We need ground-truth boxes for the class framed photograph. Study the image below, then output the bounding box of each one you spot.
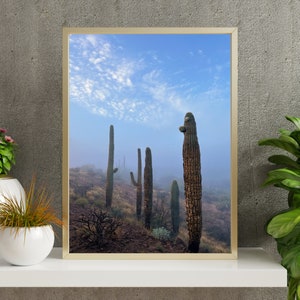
[62,27,238,259]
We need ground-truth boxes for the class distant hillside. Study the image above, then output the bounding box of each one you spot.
[69,165,231,254]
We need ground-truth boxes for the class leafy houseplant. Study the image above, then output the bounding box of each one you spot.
[0,127,25,204]
[0,128,16,175]
[0,177,62,265]
[259,116,300,300]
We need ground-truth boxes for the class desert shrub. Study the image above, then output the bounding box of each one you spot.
[74,208,122,248]
[111,207,124,219]
[94,200,105,209]
[86,187,104,202]
[151,191,171,229]
[75,197,89,208]
[152,227,171,241]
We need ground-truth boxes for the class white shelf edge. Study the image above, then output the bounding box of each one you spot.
[0,247,287,288]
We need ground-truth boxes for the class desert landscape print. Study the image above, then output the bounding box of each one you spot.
[67,31,232,254]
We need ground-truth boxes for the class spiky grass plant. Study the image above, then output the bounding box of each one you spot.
[0,177,62,232]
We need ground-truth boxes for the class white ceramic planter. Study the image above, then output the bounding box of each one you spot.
[0,225,54,266]
[0,177,25,205]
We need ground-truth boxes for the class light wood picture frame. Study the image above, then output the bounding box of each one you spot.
[62,27,238,259]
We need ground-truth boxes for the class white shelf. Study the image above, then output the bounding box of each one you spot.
[0,248,286,288]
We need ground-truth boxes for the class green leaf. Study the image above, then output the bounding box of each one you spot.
[258,138,300,157]
[286,116,300,130]
[268,155,300,169]
[274,182,294,193]
[267,208,300,238]
[280,134,299,148]
[276,223,300,255]
[282,245,300,278]
[289,191,300,208]
[0,148,11,157]
[279,128,291,136]
[288,277,298,300]
[291,131,300,145]
[263,168,300,187]
[3,160,11,171]
[282,179,300,189]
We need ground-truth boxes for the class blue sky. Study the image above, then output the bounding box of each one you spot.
[69,33,231,187]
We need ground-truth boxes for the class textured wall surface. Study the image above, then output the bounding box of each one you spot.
[1,0,300,299]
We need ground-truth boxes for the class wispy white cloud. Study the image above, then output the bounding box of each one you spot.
[142,69,188,114]
[69,34,229,129]
[189,48,204,57]
[86,35,97,47]
[83,79,94,95]
[107,61,134,88]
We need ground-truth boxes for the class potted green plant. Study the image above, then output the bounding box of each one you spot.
[0,128,25,204]
[259,116,300,300]
[0,128,16,175]
[0,177,62,265]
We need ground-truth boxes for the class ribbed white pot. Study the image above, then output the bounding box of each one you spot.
[0,225,54,266]
[0,177,25,205]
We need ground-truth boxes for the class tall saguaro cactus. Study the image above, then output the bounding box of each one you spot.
[130,148,143,220]
[105,125,118,209]
[144,147,153,230]
[170,180,180,236]
[179,112,202,253]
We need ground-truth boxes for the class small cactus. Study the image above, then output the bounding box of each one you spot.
[170,180,180,236]
[179,112,202,253]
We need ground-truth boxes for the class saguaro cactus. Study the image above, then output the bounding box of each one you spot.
[144,147,153,230]
[170,180,180,236]
[130,148,143,220]
[179,112,202,253]
[105,125,118,209]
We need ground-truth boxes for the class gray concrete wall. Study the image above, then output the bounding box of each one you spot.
[1,0,299,299]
